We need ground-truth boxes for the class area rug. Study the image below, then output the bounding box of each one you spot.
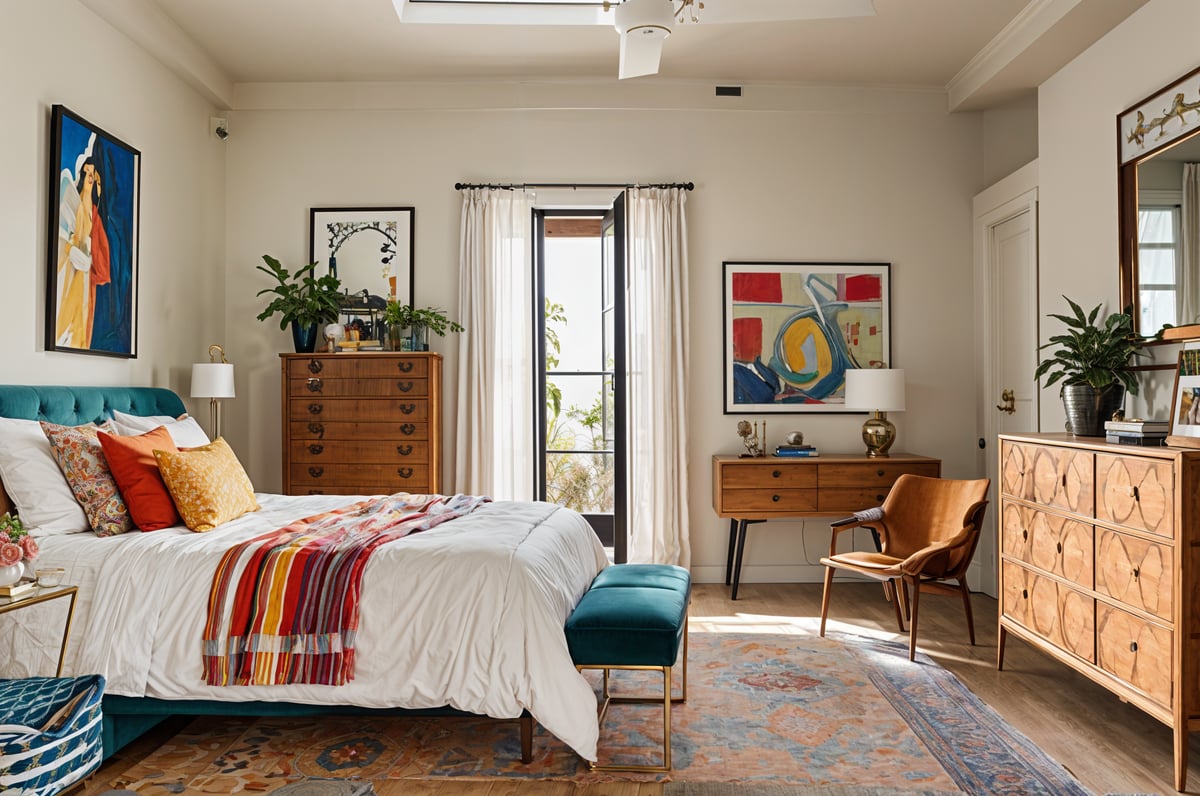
[92,631,1088,795]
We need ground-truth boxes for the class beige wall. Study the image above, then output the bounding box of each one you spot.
[224,85,987,584]
[1037,0,1200,428]
[0,0,226,408]
[982,94,1038,187]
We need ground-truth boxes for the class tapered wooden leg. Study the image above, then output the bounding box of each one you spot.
[819,565,835,637]
[907,576,920,661]
[897,575,910,620]
[520,713,533,763]
[1174,725,1187,792]
[884,579,905,633]
[958,578,976,646]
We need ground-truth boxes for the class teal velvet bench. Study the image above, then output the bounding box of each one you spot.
[564,563,691,772]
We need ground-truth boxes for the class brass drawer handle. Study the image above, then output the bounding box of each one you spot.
[398,467,414,479]
[398,360,414,373]
[772,470,782,478]
[1130,641,1138,653]
[307,359,323,374]
[1128,485,1140,501]
[772,494,781,502]
[397,381,414,393]
[400,423,416,436]
[308,403,324,416]
[307,378,323,393]
[397,444,413,455]
[1132,566,1140,580]
[308,444,324,455]
[307,422,325,438]
[308,466,324,478]
[400,403,416,415]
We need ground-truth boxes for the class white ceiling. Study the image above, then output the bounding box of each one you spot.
[81,0,1149,110]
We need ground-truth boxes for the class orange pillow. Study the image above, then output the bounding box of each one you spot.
[98,426,181,531]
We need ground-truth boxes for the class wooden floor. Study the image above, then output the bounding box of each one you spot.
[89,582,1193,795]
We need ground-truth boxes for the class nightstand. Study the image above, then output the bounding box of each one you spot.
[0,584,79,676]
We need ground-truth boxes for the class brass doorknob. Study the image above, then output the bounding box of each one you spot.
[996,389,1016,415]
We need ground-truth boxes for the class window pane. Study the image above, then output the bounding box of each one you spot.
[545,374,607,450]
[1139,248,1177,284]
[545,452,613,514]
[545,237,604,372]
[1140,289,1176,332]
[1139,208,1176,244]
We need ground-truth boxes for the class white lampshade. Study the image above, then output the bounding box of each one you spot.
[844,368,905,412]
[190,363,235,399]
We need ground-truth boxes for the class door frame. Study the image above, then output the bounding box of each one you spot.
[973,160,1039,597]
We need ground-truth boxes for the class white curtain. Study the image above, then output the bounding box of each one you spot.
[455,188,536,500]
[625,187,691,566]
[1181,164,1200,325]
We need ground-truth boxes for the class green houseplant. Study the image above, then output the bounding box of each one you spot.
[1034,296,1143,436]
[255,254,343,353]
[382,302,464,351]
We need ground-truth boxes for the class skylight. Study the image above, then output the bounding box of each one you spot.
[393,0,610,25]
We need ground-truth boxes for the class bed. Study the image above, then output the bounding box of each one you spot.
[0,385,609,762]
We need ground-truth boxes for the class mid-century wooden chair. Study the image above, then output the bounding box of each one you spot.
[818,474,990,660]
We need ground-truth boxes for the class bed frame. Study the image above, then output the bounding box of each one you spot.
[0,385,534,764]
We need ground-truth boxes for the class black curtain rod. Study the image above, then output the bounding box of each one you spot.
[454,181,694,191]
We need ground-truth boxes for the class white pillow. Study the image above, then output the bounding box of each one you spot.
[0,417,88,535]
[111,411,211,448]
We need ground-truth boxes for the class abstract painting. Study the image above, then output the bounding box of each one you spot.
[723,261,890,413]
[45,105,140,357]
[309,207,414,307]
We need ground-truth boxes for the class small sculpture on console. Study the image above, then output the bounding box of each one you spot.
[737,420,766,458]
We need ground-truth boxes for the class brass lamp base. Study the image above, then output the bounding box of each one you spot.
[861,410,896,458]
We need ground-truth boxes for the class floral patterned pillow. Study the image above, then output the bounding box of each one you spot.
[41,420,133,537]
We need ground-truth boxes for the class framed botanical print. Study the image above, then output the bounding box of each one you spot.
[1167,349,1200,448]
[723,261,891,413]
[45,105,140,357]
[309,207,415,307]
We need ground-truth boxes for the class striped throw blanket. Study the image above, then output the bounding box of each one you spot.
[202,492,491,686]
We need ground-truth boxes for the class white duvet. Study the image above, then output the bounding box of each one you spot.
[0,494,609,760]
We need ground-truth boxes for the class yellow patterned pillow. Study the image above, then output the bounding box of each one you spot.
[154,438,259,532]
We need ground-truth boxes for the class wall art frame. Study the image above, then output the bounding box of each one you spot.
[1167,349,1200,448]
[45,105,140,358]
[1118,62,1200,166]
[309,207,414,308]
[723,261,890,414]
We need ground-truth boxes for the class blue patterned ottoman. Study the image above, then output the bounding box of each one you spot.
[0,675,105,795]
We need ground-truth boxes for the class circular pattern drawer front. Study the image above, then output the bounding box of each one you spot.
[1001,502,1093,588]
[1002,561,1095,664]
[1096,453,1175,539]
[1095,529,1173,621]
[1096,602,1172,709]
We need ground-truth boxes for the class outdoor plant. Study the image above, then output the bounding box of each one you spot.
[1034,296,1143,395]
[255,254,343,330]
[0,513,38,567]
[382,302,465,336]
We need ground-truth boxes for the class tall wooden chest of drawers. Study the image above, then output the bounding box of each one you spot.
[280,352,442,496]
[997,432,1200,791]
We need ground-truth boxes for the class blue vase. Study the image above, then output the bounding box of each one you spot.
[291,322,319,353]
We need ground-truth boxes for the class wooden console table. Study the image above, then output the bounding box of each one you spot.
[711,453,941,599]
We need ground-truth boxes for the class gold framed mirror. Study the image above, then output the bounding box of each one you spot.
[1118,63,1200,341]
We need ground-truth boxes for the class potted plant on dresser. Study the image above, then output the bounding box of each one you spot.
[255,254,343,353]
[382,301,464,352]
[1034,295,1143,436]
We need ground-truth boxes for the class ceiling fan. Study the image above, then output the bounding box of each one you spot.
[392,0,876,80]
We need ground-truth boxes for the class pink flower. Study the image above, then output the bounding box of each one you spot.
[19,536,38,561]
[0,542,21,567]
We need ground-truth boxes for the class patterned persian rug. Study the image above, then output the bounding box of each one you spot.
[89,632,1088,795]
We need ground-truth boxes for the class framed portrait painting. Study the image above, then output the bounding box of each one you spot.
[1167,349,1200,448]
[309,207,414,307]
[723,261,891,413]
[45,105,140,357]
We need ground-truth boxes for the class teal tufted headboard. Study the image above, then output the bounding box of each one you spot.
[0,385,186,426]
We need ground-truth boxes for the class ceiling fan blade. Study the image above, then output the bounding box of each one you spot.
[693,0,875,24]
[618,30,666,79]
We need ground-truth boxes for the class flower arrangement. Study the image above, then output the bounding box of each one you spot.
[0,513,38,568]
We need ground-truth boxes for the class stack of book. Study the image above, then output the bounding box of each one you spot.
[0,579,37,600]
[1104,418,1168,446]
[774,444,819,458]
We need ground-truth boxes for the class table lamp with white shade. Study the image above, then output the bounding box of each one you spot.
[191,344,235,439]
[844,367,906,458]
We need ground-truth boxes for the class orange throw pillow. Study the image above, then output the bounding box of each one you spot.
[98,426,181,531]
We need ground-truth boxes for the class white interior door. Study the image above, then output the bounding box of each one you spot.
[973,164,1038,597]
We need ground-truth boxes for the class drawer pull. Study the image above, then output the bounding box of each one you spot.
[876,469,884,477]
[1130,641,1138,653]
[875,494,885,501]
[307,378,323,393]
[1128,485,1140,501]
[308,444,324,455]
[397,444,413,455]
[1022,528,1028,542]
[307,359,323,374]
[307,422,325,438]
[307,489,325,495]
[772,494,781,502]
[1022,589,1028,599]
[1056,542,1062,554]
[398,467,414,479]
[1061,474,1067,488]
[400,423,416,436]
[397,381,414,393]
[772,470,782,478]
[308,467,324,478]
[1132,566,1140,580]
[398,360,414,373]
[400,403,416,415]
[308,403,324,416]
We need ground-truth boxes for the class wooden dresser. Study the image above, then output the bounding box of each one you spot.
[711,453,941,599]
[280,352,442,496]
[997,432,1200,791]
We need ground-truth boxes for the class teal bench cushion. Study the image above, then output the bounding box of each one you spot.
[565,566,689,668]
[590,563,691,597]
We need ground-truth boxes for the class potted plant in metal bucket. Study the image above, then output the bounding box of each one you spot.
[255,255,343,353]
[382,302,464,351]
[1034,296,1143,436]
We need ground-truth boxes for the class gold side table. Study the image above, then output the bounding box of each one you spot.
[0,584,79,676]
